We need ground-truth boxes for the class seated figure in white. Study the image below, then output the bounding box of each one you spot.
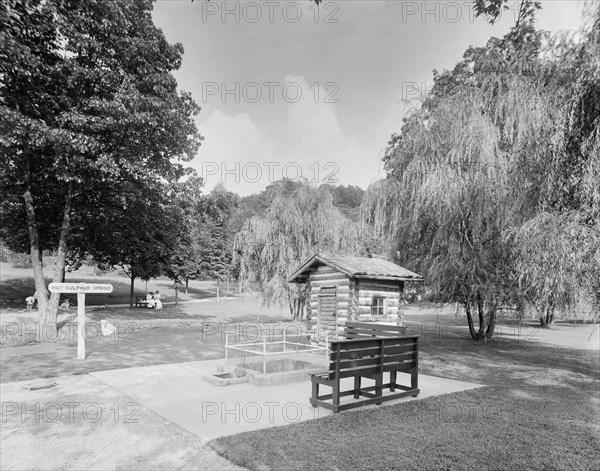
[146,292,156,309]
[153,290,162,311]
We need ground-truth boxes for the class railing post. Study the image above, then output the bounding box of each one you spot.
[263,337,267,374]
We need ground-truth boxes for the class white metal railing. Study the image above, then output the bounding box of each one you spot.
[224,331,328,372]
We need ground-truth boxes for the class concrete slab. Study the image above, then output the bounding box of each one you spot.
[90,359,485,440]
[0,373,243,471]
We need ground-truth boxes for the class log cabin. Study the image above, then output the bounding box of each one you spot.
[288,253,424,343]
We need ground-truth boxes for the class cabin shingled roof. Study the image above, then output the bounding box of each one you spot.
[287,253,424,283]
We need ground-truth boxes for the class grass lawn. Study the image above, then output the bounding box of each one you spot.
[0,262,224,308]
[0,294,292,382]
[209,325,600,471]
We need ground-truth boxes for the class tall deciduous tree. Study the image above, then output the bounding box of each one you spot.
[0,0,200,331]
[165,180,238,294]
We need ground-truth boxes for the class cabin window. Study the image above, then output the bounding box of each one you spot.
[372,296,386,316]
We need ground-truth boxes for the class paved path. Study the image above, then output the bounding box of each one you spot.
[0,373,244,470]
[90,358,485,440]
[1,357,484,469]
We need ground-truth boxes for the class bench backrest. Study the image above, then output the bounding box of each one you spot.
[327,335,419,381]
[344,321,407,339]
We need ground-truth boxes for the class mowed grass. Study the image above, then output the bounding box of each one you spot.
[209,329,600,471]
[0,262,220,307]
[0,295,291,382]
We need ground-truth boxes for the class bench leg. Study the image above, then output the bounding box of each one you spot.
[332,379,340,407]
[311,378,319,407]
[375,374,383,405]
[390,371,397,392]
[353,376,361,399]
[411,366,419,397]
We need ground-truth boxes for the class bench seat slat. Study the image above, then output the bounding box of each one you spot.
[333,342,417,360]
[345,329,407,338]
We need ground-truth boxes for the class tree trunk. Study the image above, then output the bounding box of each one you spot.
[464,301,478,340]
[175,285,178,305]
[46,182,74,333]
[485,305,497,339]
[23,153,49,337]
[539,303,555,327]
[546,303,555,326]
[129,266,135,309]
[476,292,486,340]
[185,278,189,295]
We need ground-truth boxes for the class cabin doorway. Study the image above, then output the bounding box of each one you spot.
[318,286,337,343]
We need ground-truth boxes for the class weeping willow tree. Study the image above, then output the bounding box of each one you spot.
[509,3,600,325]
[361,4,581,339]
[233,180,359,319]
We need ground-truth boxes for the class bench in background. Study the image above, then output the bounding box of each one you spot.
[134,296,148,308]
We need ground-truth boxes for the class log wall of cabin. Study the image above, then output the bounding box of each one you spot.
[307,264,350,341]
[356,280,404,320]
[306,267,407,342]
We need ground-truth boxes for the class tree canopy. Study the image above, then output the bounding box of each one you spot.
[0,0,200,328]
[361,1,600,338]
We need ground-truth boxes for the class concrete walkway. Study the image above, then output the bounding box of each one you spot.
[90,358,485,440]
[0,373,244,471]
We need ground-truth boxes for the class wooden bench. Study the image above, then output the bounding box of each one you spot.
[134,296,148,308]
[310,334,419,413]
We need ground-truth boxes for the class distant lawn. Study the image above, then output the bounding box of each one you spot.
[210,332,600,471]
[0,261,221,307]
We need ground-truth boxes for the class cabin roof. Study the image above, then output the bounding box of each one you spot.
[287,253,424,283]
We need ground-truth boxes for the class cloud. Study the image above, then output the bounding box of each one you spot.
[192,109,277,194]
[282,75,364,186]
[190,75,373,195]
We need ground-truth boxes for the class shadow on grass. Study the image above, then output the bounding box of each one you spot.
[0,276,215,308]
[0,325,225,383]
[84,304,214,321]
[0,276,42,306]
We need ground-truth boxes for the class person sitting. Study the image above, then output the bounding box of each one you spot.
[146,292,156,309]
[25,295,35,311]
[153,290,162,311]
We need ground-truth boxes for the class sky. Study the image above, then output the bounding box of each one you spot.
[152,0,586,196]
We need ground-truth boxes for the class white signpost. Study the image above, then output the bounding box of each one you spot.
[48,282,113,360]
